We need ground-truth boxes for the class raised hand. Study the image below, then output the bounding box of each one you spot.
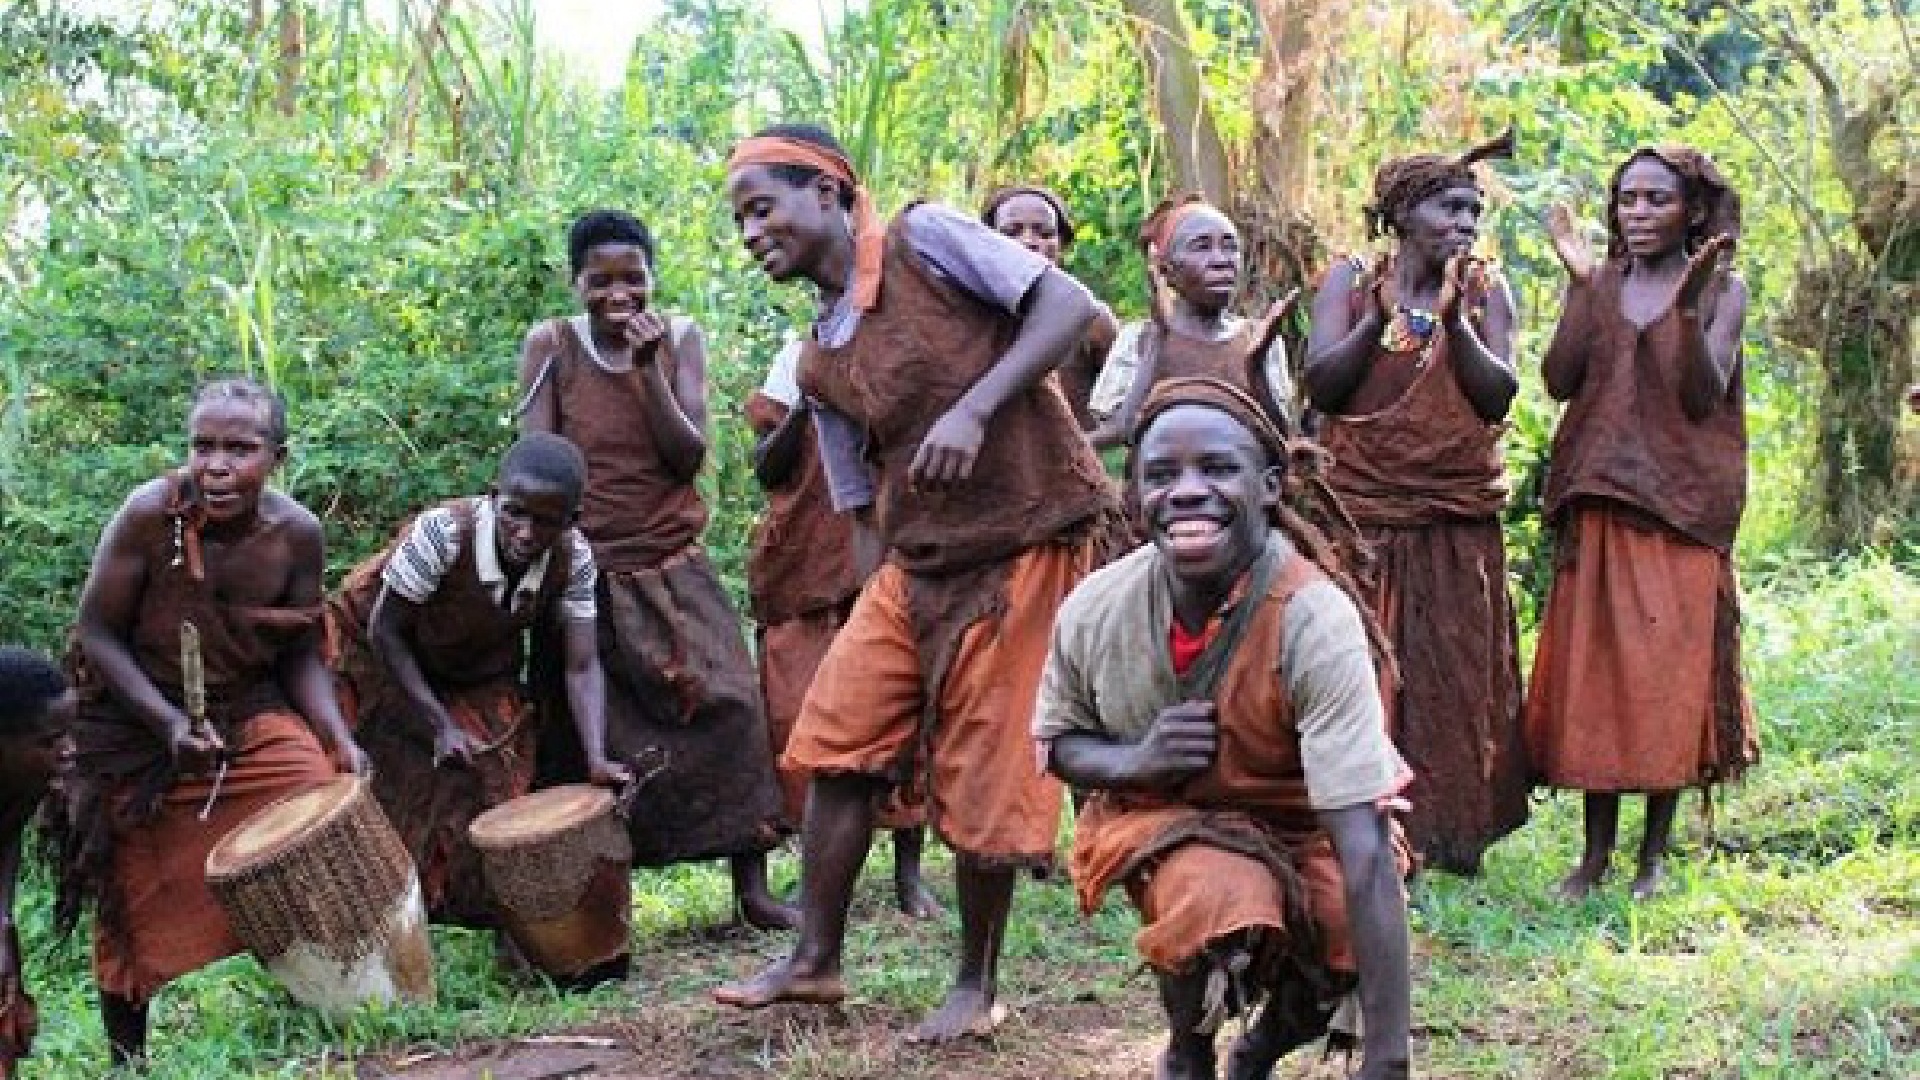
[619,310,670,362]
[1122,700,1219,790]
[1675,233,1733,314]
[1546,204,1595,284]
[1249,287,1302,363]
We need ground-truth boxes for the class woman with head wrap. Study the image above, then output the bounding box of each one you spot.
[1087,194,1297,452]
[715,123,1124,1043]
[981,184,1120,428]
[1301,130,1529,877]
[1526,146,1756,902]
[1037,376,1412,1080]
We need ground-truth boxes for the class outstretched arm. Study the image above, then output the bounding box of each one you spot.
[560,617,627,787]
[1303,259,1386,414]
[368,588,473,767]
[1321,803,1411,1080]
[910,266,1095,488]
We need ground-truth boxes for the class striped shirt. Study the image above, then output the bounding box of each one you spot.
[382,496,597,622]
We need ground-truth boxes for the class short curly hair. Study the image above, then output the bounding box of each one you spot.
[0,646,67,729]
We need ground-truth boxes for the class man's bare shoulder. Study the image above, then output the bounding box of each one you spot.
[258,489,323,537]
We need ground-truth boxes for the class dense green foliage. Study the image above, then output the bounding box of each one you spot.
[0,0,1912,647]
[0,1,1913,1075]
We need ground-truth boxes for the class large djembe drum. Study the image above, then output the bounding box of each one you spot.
[469,784,633,987]
[206,774,435,1014]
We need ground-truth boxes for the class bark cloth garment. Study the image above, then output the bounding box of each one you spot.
[1056,302,1119,429]
[1038,538,1410,982]
[744,386,922,831]
[326,499,574,925]
[1316,254,1527,873]
[787,209,1126,869]
[45,472,336,1003]
[2,767,47,1075]
[1526,259,1758,792]
[528,315,785,864]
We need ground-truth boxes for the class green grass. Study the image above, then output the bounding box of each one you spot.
[11,557,1917,1078]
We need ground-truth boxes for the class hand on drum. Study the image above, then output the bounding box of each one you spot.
[432,724,483,769]
[586,756,633,789]
[331,738,371,775]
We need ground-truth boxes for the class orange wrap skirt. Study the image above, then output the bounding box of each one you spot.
[1074,798,1409,973]
[783,544,1080,865]
[95,710,336,1001]
[757,608,921,832]
[1524,503,1757,792]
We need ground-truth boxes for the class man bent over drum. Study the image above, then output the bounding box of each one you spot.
[1036,378,1414,1080]
[46,377,368,1065]
[327,433,629,931]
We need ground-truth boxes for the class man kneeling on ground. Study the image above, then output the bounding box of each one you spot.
[1036,377,1413,1080]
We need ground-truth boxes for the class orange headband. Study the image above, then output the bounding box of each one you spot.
[727,136,884,311]
[1142,193,1217,257]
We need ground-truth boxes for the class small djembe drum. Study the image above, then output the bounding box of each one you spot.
[469,784,633,987]
[206,774,435,1014]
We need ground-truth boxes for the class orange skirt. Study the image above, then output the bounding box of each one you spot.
[1073,797,1408,974]
[1524,503,1757,792]
[757,608,921,832]
[95,710,337,1002]
[785,544,1082,865]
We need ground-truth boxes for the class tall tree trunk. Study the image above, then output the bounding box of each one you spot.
[276,1,305,117]
[1771,39,1916,550]
[1239,0,1345,312]
[1121,0,1232,206]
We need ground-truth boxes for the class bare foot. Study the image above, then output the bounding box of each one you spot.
[1555,859,1608,901]
[895,874,944,920]
[1629,860,1667,901]
[712,957,847,1009]
[738,892,802,932]
[904,987,1005,1043]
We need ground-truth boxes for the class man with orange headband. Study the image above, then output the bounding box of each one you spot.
[716,123,1124,1042]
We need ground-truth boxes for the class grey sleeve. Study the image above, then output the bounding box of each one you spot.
[904,203,1051,316]
[1282,581,1409,811]
[1033,614,1102,747]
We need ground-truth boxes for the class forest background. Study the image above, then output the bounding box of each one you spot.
[0,1,1914,1078]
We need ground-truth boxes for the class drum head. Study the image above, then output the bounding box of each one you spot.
[206,775,363,876]
[469,784,615,847]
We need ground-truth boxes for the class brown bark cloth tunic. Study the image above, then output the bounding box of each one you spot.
[529,316,784,865]
[0,756,51,1075]
[744,362,920,832]
[1040,539,1410,979]
[1316,256,1528,873]
[1056,302,1120,429]
[327,498,575,924]
[1525,260,1758,792]
[47,473,337,1002]
[786,206,1124,868]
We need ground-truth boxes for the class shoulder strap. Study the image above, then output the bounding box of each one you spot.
[1177,536,1286,701]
